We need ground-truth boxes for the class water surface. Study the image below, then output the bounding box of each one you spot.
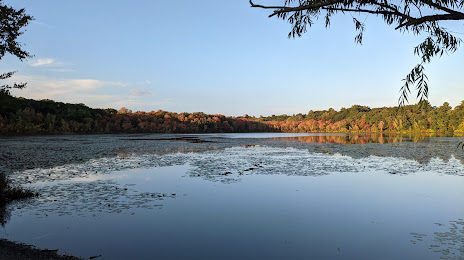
[1,133,463,259]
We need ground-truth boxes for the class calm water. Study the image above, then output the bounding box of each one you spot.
[1,133,463,259]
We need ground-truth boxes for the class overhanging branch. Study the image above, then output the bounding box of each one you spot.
[396,12,464,29]
[322,7,402,16]
[250,0,464,105]
[419,0,464,16]
[250,0,464,27]
[250,0,345,17]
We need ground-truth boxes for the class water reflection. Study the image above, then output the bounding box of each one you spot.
[262,134,464,166]
[115,145,222,159]
[2,167,463,260]
[120,136,215,143]
[0,205,10,228]
[0,166,184,235]
[1,134,463,174]
[2,133,463,259]
[278,134,428,144]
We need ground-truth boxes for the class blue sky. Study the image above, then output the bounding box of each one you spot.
[2,0,463,116]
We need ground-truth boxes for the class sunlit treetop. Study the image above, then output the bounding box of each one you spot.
[250,0,464,106]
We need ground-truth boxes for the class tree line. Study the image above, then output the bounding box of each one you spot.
[259,102,464,134]
[0,93,463,135]
[0,93,271,135]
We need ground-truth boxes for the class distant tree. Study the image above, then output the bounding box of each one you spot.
[250,0,463,105]
[117,107,132,114]
[0,1,33,95]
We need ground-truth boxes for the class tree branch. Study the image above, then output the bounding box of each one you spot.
[368,1,400,12]
[249,0,287,10]
[322,7,401,16]
[249,0,464,106]
[419,0,464,16]
[250,0,345,17]
[396,12,464,29]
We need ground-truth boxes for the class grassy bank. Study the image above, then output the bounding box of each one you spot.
[0,173,37,205]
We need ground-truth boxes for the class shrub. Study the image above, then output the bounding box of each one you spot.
[0,173,37,205]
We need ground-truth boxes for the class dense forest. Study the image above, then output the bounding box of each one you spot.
[258,102,464,134]
[0,92,463,135]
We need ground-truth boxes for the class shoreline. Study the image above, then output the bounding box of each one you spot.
[0,238,83,260]
[0,131,463,138]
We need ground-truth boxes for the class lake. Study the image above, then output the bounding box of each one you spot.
[1,133,463,259]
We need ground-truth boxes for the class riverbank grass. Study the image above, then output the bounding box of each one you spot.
[0,173,37,204]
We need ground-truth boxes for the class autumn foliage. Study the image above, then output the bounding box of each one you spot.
[0,93,463,135]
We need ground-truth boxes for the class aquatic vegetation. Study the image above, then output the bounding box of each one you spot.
[0,173,37,205]
[1,134,463,259]
[0,173,38,227]
[411,219,464,259]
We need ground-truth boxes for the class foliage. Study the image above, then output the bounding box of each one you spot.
[250,0,464,105]
[1,172,37,226]
[0,173,37,212]
[259,101,464,134]
[0,0,33,94]
[0,95,463,135]
[0,95,274,135]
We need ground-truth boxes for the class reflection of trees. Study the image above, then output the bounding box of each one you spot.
[1,173,36,228]
[266,135,464,166]
[1,134,462,245]
[0,135,232,173]
[279,134,430,145]
[0,204,11,228]
[280,134,425,144]
[0,174,10,227]
[1,134,463,176]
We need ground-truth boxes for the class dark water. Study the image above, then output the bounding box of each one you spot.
[1,133,463,259]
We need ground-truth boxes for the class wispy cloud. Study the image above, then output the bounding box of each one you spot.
[31,58,56,67]
[9,75,127,108]
[51,69,76,73]
[29,58,77,74]
[141,80,152,85]
[31,20,54,28]
[129,88,151,96]
[7,75,173,111]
